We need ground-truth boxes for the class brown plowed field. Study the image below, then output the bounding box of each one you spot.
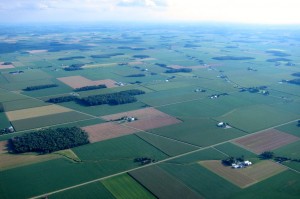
[234,129,300,154]
[57,75,117,89]
[126,117,181,131]
[101,107,181,131]
[200,160,286,188]
[101,107,177,121]
[82,122,138,143]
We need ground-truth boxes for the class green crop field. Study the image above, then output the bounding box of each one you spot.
[136,132,198,156]
[50,182,115,199]
[129,165,203,199]
[149,118,246,147]
[102,174,156,199]
[159,163,240,199]
[11,111,93,131]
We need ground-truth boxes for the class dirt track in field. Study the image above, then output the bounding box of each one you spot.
[234,129,300,154]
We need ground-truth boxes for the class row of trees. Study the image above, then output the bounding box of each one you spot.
[47,96,78,103]
[64,63,85,71]
[79,89,145,106]
[47,89,145,106]
[222,156,245,166]
[58,56,85,61]
[126,74,146,77]
[91,53,124,59]
[165,68,192,73]
[9,127,89,154]
[74,84,107,92]
[23,84,58,91]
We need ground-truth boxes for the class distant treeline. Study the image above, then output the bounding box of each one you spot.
[91,53,124,58]
[58,56,85,61]
[133,55,150,59]
[155,63,171,69]
[288,79,300,85]
[266,58,291,62]
[47,89,145,106]
[212,56,255,61]
[2,62,12,65]
[0,103,4,112]
[291,72,300,77]
[165,68,192,73]
[23,84,58,91]
[74,84,107,92]
[47,95,78,103]
[79,89,145,106]
[64,63,85,71]
[126,74,146,77]
[9,127,89,154]
[184,44,201,48]
[265,50,290,57]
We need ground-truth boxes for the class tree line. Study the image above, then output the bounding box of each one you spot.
[9,127,89,154]
[47,89,145,106]
[23,84,58,91]
[165,68,192,73]
[74,84,107,92]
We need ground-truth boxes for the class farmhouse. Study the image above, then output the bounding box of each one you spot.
[232,160,252,169]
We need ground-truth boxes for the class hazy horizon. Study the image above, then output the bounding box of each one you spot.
[1,0,300,25]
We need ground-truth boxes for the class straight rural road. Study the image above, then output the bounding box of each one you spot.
[29,118,300,199]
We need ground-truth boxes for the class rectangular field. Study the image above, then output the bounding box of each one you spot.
[5,104,72,121]
[11,111,92,131]
[101,107,182,131]
[57,75,117,89]
[129,165,203,199]
[82,122,138,143]
[101,174,156,199]
[234,129,300,154]
[200,160,287,188]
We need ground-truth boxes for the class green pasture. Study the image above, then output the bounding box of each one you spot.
[215,104,299,133]
[73,134,168,161]
[2,98,47,111]
[276,122,300,138]
[11,111,92,131]
[136,132,198,156]
[149,118,246,147]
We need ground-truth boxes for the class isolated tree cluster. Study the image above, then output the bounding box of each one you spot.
[9,127,89,154]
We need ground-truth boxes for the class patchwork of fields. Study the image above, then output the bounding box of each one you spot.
[0,25,299,199]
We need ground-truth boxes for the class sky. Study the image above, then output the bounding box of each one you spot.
[1,0,300,24]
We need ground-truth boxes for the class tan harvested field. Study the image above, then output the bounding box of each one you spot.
[6,104,72,121]
[0,153,59,171]
[126,117,181,131]
[0,141,8,154]
[128,61,144,65]
[27,49,48,54]
[102,107,177,121]
[57,75,117,89]
[200,160,287,188]
[234,129,300,154]
[82,122,138,143]
[101,107,182,131]
[0,62,15,69]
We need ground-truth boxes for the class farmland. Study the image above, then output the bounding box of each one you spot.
[0,24,299,199]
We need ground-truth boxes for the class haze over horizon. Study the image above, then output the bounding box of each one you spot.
[1,0,300,25]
